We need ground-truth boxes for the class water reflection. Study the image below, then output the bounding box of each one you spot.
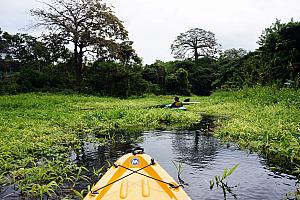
[2,129,298,200]
[171,131,219,169]
[140,131,299,200]
[70,129,299,199]
[73,141,134,177]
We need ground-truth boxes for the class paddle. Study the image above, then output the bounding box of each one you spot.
[182,102,200,104]
[181,98,200,105]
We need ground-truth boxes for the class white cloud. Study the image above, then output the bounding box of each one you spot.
[1,0,300,64]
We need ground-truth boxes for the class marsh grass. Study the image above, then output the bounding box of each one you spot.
[0,93,199,198]
[189,86,300,176]
[0,87,299,198]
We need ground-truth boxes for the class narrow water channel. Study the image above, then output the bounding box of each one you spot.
[75,130,299,200]
[140,131,298,199]
[1,130,298,199]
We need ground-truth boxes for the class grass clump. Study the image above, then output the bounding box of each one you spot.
[189,86,300,176]
[0,86,299,198]
[0,93,199,198]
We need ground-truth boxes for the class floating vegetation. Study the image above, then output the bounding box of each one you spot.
[0,93,200,199]
[0,87,299,198]
[188,87,300,177]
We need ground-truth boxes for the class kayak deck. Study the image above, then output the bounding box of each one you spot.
[84,151,191,200]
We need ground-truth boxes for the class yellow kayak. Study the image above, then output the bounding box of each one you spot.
[84,147,191,200]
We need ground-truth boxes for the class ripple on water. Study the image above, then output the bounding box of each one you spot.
[3,130,298,200]
[140,131,299,200]
[69,130,299,200]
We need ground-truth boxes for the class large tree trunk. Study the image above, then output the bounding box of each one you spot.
[78,44,84,86]
[74,42,82,88]
[194,47,199,60]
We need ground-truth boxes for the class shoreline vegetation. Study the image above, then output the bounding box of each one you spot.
[0,86,299,198]
[0,1,299,198]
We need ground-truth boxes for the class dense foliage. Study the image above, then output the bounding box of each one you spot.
[84,61,148,97]
[1,19,299,97]
[30,0,140,85]
[1,1,300,198]
[214,19,300,89]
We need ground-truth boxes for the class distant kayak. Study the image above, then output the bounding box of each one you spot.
[148,99,199,110]
[164,104,187,111]
[84,147,191,200]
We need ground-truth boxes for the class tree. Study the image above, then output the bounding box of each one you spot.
[86,62,147,97]
[257,19,300,86]
[31,0,133,86]
[42,33,72,64]
[0,31,50,69]
[220,48,248,60]
[0,29,7,56]
[142,61,168,94]
[165,68,190,95]
[171,28,221,61]
[173,58,215,95]
[116,41,142,65]
[214,48,249,90]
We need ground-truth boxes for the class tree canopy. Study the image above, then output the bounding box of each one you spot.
[31,0,139,85]
[171,28,221,61]
[257,19,300,85]
[1,18,300,96]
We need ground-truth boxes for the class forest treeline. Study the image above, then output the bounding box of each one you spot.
[0,17,299,97]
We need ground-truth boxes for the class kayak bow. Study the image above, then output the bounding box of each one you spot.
[84,147,191,200]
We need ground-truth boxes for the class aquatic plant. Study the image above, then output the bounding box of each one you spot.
[172,161,187,185]
[0,93,199,198]
[210,164,239,199]
[284,186,300,200]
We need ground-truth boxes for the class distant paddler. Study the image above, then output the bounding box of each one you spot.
[172,97,200,106]
[161,96,186,110]
[170,96,183,108]
[152,97,199,110]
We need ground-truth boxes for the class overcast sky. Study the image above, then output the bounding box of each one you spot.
[0,0,300,64]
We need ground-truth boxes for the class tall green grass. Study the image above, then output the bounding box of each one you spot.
[188,86,300,175]
[0,93,199,198]
[0,87,299,198]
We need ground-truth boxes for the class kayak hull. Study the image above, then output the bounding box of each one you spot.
[164,104,187,111]
[84,152,191,200]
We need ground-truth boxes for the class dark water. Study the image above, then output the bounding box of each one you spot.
[140,131,299,200]
[1,130,299,199]
[75,130,299,200]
